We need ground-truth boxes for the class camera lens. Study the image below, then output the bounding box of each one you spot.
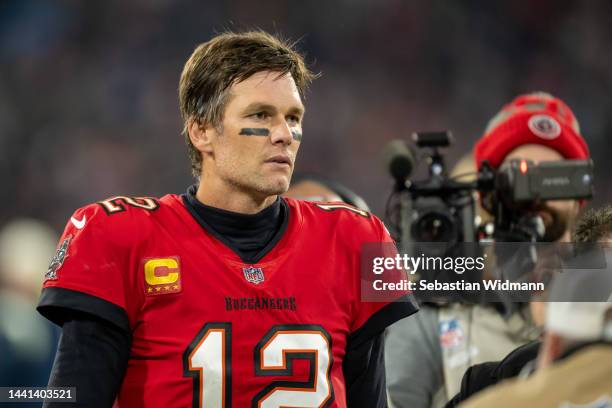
[411,210,456,243]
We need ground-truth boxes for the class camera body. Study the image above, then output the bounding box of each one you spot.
[496,158,593,203]
[396,131,594,245]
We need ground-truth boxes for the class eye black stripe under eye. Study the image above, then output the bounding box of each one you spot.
[240,128,270,136]
[291,130,302,141]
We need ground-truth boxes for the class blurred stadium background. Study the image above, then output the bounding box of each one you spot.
[0,0,611,387]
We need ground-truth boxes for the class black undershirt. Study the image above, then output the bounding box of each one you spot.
[44,187,387,407]
[182,184,287,263]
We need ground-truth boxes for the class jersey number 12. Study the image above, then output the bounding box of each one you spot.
[184,323,334,408]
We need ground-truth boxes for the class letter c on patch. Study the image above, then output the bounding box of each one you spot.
[145,258,180,285]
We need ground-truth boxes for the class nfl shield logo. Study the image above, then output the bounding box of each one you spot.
[243,266,265,285]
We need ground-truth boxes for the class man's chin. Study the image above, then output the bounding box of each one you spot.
[257,177,290,197]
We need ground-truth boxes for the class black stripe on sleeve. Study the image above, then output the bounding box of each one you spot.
[348,295,419,348]
[37,287,130,334]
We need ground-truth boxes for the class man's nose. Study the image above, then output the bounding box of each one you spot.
[270,120,293,145]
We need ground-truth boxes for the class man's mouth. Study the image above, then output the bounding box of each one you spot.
[265,155,291,166]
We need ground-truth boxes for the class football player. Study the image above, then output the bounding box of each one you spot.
[38,31,417,407]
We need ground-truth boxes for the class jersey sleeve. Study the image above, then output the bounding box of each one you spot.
[37,203,144,333]
[348,215,418,347]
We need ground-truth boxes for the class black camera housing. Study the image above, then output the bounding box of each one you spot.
[394,131,594,245]
[496,159,593,203]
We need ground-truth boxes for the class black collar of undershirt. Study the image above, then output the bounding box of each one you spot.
[181,185,289,264]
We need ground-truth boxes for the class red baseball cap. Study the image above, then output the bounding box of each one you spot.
[474,92,589,169]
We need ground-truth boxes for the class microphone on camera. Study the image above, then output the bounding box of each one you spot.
[383,139,415,188]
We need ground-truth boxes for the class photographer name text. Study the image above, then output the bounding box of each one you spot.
[372,278,544,292]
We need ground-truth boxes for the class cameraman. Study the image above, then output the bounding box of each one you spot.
[385,92,591,408]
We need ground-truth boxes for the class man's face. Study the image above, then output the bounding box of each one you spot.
[202,71,304,200]
[503,144,580,242]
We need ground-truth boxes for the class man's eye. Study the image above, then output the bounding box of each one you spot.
[287,115,301,125]
[251,112,269,120]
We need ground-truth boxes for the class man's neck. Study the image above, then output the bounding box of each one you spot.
[195,179,278,214]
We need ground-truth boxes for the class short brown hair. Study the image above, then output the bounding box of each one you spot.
[179,30,317,177]
[573,205,612,243]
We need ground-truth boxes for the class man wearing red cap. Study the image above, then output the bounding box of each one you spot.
[475,92,590,241]
[475,92,589,169]
[386,92,591,408]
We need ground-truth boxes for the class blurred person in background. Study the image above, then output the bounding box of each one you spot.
[385,92,590,408]
[285,174,371,212]
[0,219,59,391]
[573,204,612,245]
[36,30,417,408]
[460,301,612,408]
[459,207,612,408]
[446,204,612,406]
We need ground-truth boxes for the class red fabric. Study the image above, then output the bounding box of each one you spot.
[474,94,589,169]
[43,195,410,408]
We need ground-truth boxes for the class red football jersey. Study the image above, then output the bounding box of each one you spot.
[39,194,416,407]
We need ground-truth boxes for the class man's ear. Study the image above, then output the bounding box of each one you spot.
[188,119,216,155]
